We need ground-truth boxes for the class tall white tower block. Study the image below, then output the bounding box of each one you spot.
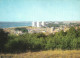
[37,21,41,27]
[37,21,40,27]
[42,21,45,26]
[32,21,36,27]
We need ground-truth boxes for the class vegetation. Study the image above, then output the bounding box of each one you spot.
[46,22,80,28]
[1,50,80,58]
[0,27,80,53]
[15,27,28,33]
[46,22,64,27]
[69,23,80,27]
[0,29,8,52]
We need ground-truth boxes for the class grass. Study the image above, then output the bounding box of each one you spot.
[0,50,80,58]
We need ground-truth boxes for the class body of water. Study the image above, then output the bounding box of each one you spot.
[0,22,32,28]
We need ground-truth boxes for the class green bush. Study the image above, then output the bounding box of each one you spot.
[15,28,28,33]
[1,27,80,53]
[5,38,30,53]
[0,29,8,52]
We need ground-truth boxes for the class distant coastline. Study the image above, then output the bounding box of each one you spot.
[0,21,80,28]
[0,22,32,28]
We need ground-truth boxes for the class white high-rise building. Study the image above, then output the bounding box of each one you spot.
[32,21,45,27]
[37,21,41,27]
[41,21,45,26]
[32,21,37,27]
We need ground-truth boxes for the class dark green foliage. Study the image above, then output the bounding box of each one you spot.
[66,27,77,38]
[15,27,28,33]
[0,27,80,53]
[46,23,59,27]
[5,38,30,53]
[46,22,64,27]
[0,29,8,52]
[34,33,46,38]
[77,28,80,37]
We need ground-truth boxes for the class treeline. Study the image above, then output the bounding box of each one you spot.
[0,27,80,53]
[15,27,28,33]
[46,22,64,27]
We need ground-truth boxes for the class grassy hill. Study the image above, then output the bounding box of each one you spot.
[0,50,80,58]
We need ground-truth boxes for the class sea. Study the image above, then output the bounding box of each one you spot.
[0,22,32,28]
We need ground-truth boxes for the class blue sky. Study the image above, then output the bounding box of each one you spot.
[0,0,80,21]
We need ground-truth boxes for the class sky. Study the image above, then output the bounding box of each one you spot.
[0,0,80,22]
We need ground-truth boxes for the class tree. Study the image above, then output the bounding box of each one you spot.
[70,39,77,49]
[66,27,77,38]
[0,29,8,52]
[15,28,28,33]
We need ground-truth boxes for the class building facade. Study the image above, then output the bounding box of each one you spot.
[32,21,45,27]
